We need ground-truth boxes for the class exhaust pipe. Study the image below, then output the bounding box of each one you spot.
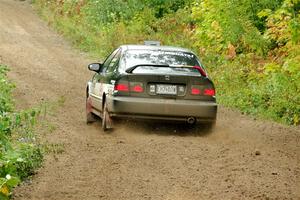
[187,117,196,124]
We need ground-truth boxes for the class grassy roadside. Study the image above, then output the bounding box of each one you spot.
[0,63,66,199]
[31,0,299,126]
[0,64,43,199]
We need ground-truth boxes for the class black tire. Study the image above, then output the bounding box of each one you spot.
[102,101,113,131]
[86,96,96,124]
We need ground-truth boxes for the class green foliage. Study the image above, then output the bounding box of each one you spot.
[0,66,14,138]
[214,57,300,125]
[143,0,193,18]
[190,0,284,55]
[260,0,300,46]
[0,65,43,198]
[82,0,144,24]
[0,175,20,199]
[33,0,300,125]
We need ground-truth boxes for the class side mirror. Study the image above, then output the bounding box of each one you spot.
[88,63,102,72]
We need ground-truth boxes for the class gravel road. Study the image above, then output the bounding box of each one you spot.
[0,1,299,199]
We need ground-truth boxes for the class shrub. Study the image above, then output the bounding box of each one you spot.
[0,65,43,199]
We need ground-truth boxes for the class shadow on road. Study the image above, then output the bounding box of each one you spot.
[114,119,214,137]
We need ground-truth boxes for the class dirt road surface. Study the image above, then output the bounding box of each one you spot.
[0,1,299,199]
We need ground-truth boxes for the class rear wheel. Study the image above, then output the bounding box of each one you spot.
[102,101,113,131]
[86,96,96,124]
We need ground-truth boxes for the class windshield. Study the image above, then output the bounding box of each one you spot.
[120,49,202,75]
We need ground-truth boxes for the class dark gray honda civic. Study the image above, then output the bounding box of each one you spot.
[86,44,217,131]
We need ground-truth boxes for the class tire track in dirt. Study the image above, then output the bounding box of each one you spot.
[0,1,299,199]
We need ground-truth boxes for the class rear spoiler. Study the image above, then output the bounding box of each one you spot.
[125,64,207,77]
[125,64,169,73]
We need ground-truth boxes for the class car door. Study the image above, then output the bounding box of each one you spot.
[90,48,120,111]
[104,49,122,95]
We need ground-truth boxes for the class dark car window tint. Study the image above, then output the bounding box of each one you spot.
[106,49,121,73]
[120,49,201,75]
[122,49,199,67]
[102,48,119,72]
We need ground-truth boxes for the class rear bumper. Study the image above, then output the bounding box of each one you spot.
[106,96,217,122]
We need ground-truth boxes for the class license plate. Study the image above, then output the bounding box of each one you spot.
[156,85,177,95]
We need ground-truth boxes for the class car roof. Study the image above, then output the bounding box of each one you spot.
[120,45,194,54]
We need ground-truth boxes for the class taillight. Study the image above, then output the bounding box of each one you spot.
[191,85,215,96]
[191,88,201,95]
[130,82,144,93]
[191,85,201,95]
[115,82,144,93]
[132,85,143,93]
[114,83,129,92]
[204,89,215,96]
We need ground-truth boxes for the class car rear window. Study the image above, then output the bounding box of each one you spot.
[121,49,202,76]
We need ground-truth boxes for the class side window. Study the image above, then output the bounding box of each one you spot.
[101,48,119,73]
[106,49,121,73]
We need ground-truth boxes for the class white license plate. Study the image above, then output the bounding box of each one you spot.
[156,85,177,95]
